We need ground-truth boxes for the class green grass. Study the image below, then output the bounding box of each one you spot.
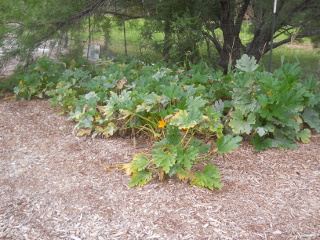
[260,44,320,75]
[102,19,162,61]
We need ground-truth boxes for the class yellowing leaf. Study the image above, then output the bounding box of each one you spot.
[129,170,152,187]
[76,128,92,136]
[190,163,222,190]
[177,168,192,183]
[97,104,115,117]
[119,109,132,119]
[131,153,150,172]
[170,110,198,129]
[95,122,117,138]
[117,163,133,175]
[116,77,127,89]
[158,169,165,180]
[297,129,311,143]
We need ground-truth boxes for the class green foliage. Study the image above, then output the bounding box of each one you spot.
[13,56,66,100]
[231,55,320,151]
[190,163,222,190]
[127,125,222,190]
[235,54,259,72]
[11,54,320,190]
[216,135,243,154]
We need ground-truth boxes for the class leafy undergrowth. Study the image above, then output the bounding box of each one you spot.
[13,55,320,190]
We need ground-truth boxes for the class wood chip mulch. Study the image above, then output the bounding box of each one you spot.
[0,99,319,240]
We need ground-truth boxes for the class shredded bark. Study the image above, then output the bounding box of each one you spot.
[0,99,319,240]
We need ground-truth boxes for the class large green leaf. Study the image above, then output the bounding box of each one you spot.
[229,110,256,134]
[216,135,242,154]
[169,110,199,129]
[186,96,208,110]
[191,163,222,190]
[130,154,150,172]
[129,170,153,187]
[272,129,297,150]
[135,92,160,112]
[159,84,181,100]
[175,146,197,170]
[251,134,273,151]
[296,129,311,143]
[232,88,259,114]
[166,126,183,146]
[85,91,99,108]
[302,106,320,132]
[190,140,210,154]
[235,54,258,72]
[151,148,177,173]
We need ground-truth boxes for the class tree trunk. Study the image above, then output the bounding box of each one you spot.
[246,27,272,63]
[216,0,248,73]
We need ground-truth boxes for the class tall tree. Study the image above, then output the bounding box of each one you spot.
[1,0,320,72]
[200,0,320,71]
[0,0,112,66]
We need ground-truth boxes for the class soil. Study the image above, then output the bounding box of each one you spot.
[0,98,319,240]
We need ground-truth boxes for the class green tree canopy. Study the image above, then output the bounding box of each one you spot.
[1,0,319,71]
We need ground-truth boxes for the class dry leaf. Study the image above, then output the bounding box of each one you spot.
[76,128,92,136]
[116,77,127,89]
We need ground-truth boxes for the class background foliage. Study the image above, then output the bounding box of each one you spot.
[1,0,320,72]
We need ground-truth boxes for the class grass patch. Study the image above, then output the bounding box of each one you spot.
[260,44,320,75]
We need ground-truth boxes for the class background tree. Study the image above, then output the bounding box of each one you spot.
[141,0,320,71]
[1,0,320,72]
[200,0,320,71]
[0,0,113,66]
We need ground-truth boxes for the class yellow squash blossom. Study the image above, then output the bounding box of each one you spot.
[158,120,166,128]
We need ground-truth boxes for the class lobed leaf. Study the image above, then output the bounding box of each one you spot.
[296,129,311,143]
[151,148,177,173]
[129,170,153,187]
[131,154,150,172]
[216,135,242,154]
[235,54,258,72]
[191,163,222,190]
[229,110,256,134]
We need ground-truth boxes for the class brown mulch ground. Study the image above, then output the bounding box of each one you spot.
[0,99,319,240]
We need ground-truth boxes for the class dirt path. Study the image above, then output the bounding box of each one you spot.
[0,99,319,240]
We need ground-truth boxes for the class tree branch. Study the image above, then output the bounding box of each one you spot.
[202,30,222,55]
[102,11,144,19]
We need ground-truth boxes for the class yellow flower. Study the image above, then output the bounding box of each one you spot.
[95,116,101,120]
[167,152,171,155]
[261,106,266,109]
[158,120,166,128]
[147,116,152,120]
[19,81,23,84]
[267,90,272,95]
